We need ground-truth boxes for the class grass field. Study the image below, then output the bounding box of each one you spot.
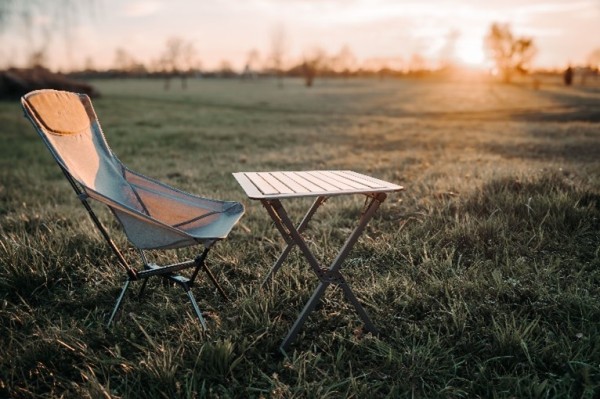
[1,76,599,398]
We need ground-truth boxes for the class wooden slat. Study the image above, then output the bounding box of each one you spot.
[332,170,387,189]
[234,170,403,199]
[259,172,296,194]
[244,172,279,195]
[318,171,371,189]
[297,171,341,191]
[232,172,263,199]
[340,170,397,189]
[269,172,307,193]
[304,171,355,190]
[281,171,325,192]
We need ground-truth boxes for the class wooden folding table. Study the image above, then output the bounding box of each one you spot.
[233,170,403,352]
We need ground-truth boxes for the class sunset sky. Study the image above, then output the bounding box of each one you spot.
[2,0,600,71]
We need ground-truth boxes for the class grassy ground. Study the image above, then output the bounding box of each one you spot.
[1,76,599,398]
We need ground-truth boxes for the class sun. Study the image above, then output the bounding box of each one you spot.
[455,38,488,68]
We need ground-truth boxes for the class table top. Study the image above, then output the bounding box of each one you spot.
[233,170,403,199]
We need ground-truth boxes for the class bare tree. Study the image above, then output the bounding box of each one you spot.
[588,48,600,70]
[484,23,536,83]
[331,44,357,78]
[26,49,49,69]
[408,53,426,72]
[301,47,328,87]
[112,48,147,76]
[218,60,236,78]
[268,25,288,87]
[0,1,99,98]
[159,36,198,90]
[83,56,96,72]
[0,1,95,68]
[242,48,260,79]
[113,48,134,72]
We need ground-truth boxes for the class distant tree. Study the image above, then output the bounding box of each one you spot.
[588,48,600,70]
[573,49,600,85]
[113,48,147,76]
[218,60,236,78]
[0,1,100,97]
[408,53,426,72]
[242,48,260,79]
[159,36,198,90]
[83,56,96,72]
[331,45,357,78]
[26,49,49,69]
[268,25,288,87]
[484,23,536,83]
[113,48,135,72]
[0,1,95,69]
[301,47,328,87]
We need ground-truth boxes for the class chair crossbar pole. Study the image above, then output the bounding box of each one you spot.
[136,259,197,278]
[262,196,327,287]
[201,262,230,301]
[189,248,210,283]
[138,249,150,266]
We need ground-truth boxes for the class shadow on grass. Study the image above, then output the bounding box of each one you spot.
[483,136,600,163]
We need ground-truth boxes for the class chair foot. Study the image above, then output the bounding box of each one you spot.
[107,280,131,327]
[185,288,208,330]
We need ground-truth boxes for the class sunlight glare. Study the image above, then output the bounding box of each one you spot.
[456,38,487,68]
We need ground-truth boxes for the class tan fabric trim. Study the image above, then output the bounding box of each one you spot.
[24,90,90,135]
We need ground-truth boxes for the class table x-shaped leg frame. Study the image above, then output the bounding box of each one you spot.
[260,192,387,352]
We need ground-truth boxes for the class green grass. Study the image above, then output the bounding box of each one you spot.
[1,77,599,398]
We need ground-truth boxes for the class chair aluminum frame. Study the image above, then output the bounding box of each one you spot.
[21,89,241,330]
[61,154,229,330]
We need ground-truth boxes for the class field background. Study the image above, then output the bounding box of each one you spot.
[1,77,599,398]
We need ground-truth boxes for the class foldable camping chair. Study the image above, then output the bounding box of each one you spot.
[21,89,244,329]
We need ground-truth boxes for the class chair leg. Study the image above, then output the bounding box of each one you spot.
[201,262,230,301]
[137,277,149,299]
[185,287,208,330]
[107,280,131,327]
[190,251,230,302]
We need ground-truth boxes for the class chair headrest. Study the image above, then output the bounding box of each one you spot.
[23,90,91,135]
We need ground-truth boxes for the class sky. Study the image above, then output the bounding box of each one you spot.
[2,0,600,71]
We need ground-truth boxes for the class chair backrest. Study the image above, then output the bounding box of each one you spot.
[21,90,145,213]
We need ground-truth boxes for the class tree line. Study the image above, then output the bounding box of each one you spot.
[1,2,599,91]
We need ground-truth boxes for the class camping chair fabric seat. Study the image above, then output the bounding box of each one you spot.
[21,89,244,328]
[22,89,243,250]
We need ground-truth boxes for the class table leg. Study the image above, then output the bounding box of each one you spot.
[260,196,328,287]
[272,193,387,352]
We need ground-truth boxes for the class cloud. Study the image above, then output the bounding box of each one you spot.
[122,1,164,17]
